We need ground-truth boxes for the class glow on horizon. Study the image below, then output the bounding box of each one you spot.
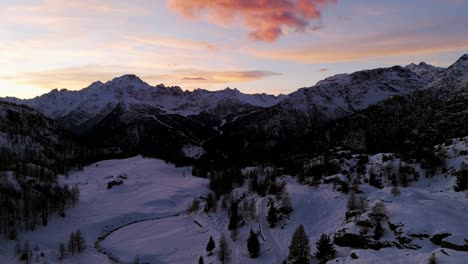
[0,0,467,99]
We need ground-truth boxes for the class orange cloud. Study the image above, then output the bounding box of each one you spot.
[167,0,336,42]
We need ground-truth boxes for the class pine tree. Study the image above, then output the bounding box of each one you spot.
[247,229,260,258]
[228,201,238,230]
[206,236,215,255]
[71,186,80,207]
[218,234,231,264]
[287,225,311,264]
[133,255,140,264]
[74,229,86,253]
[455,165,468,191]
[198,255,204,264]
[14,240,21,257]
[204,193,214,213]
[315,234,336,264]
[281,192,294,214]
[347,191,358,211]
[22,240,31,264]
[371,202,387,222]
[373,221,384,240]
[67,232,75,255]
[248,198,257,220]
[58,243,65,262]
[428,252,437,264]
[267,203,278,228]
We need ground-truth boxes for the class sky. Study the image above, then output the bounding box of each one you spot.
[0,0,467,98]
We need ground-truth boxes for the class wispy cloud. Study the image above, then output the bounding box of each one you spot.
[2,65,281,91]
[131,36,218,51]
[147,69,282,85]
[167,0,337,42]
[248,21,468,63]
[181,77,208,81]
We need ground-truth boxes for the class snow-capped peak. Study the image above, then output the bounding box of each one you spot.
[2,75,286,128]
[404,61,444,82]
[449,54,468,75]
[280,65,432,120]
[427,54,468,89]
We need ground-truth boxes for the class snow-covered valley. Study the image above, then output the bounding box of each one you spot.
[1,147,467,264]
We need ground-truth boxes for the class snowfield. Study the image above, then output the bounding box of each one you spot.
[0,156,208,264]
[1,152,467,264]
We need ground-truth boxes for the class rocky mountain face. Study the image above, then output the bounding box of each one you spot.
[2,55,467,165]
[5,75,285,131]
[205,62,446,162]
[325,54,468,154]
[0,100,126,172]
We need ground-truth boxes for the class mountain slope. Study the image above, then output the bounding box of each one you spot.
[324,54,468,153]
[4,75,286,130]
[203,63,444,163]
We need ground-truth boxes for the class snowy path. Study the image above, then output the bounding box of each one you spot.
[232,109,262,122]
[259,197,287,262]
[200,118,226,145]
[95,213,181,263]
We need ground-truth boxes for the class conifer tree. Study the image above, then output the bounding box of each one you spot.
[204,193,215,213]
[218,234,231,264]
[247,229,260,258]
[14,240,21,258]
[198,255,204,264]
[133,255,140,264]
[74,229,86,253]
[248,198,257,220]
[267,203,278,228]
[228,201,239,230]
[206,236,215,255]
[287,225,311,264]
[281,192,294,214]
[58,243,65,262]
[22,240,31,264]
[373,221,384,240]
[315,234,336,264]
[67,232,75,255]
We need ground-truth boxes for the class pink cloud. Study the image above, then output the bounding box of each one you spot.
[167,0,336,42]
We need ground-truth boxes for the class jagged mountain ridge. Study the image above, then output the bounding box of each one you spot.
[3,56,465,164]
[202,55,468,163]
[324,54,468,153]
[4,75,286,130]
[213,62,443,143]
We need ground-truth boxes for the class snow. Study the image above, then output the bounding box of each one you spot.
[1,142,468,263]
[182,144,205,159]
[0,156,208,264]
[2,75,286,127]
[275,64,436,122]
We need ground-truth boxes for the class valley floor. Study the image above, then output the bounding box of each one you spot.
[1,156,467,264]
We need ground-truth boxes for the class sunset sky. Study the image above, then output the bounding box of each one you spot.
[1,0,467,98]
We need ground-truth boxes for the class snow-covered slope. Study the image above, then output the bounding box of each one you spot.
[216,63,442,148]
[1,137,468,264]
[280,65,438,121]
[0,156,208,264]
[3,75,286,128]
[404,62,444,83]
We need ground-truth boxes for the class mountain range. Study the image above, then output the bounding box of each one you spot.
[1,55,467,165]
